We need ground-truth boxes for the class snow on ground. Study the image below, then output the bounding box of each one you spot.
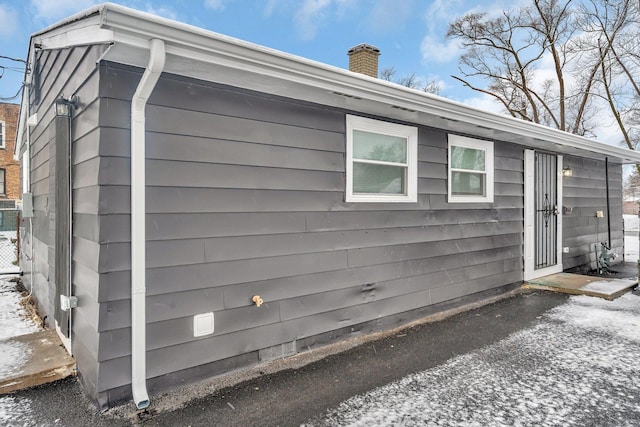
[0,396,36,427]
[624,214,639,232]
[624,214,639,262]
[0,280,39,340]
[581,278,635,293]
[0,278,41,427]
[625,235,639,262]
[308,293,640,426]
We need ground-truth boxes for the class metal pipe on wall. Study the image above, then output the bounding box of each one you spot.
[605,157,611,248]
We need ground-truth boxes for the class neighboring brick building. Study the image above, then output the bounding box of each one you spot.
[623,200,639,215]
[0,103,20,202]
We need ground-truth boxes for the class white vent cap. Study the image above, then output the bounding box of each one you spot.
[193,312,214,337]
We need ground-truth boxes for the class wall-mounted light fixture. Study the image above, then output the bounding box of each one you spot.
[54,95,79,117]
[562,166,573,177]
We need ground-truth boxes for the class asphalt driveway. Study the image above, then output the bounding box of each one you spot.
[307,291,640,426]
[3,288,639,426]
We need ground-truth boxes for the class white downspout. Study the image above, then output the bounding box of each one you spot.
[131,38,165,410]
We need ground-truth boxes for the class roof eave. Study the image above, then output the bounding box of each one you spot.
[19,2,640,165]
[98,4,640,164]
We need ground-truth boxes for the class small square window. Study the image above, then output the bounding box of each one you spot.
[448,135,494,203]
[346,115,418,203]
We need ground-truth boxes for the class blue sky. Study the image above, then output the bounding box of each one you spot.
[0,0,632,152]
[0,0,519,107]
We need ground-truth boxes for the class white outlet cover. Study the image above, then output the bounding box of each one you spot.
[193,312,214,337]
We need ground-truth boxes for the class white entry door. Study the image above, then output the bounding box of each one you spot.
[524,150,563,280]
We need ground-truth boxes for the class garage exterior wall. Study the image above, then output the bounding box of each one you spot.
[91,63,529,405]
[20,44,109,402]
[562,156,623,271]
[23,57,625,408]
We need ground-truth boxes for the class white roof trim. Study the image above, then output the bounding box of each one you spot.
[17,2,640,164]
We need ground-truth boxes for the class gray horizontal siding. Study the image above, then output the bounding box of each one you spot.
[90,63,526,401]
[99,64,346,133]
[147,160,345,191]
[97,246,521,333]
[97,258,520,362]
[79,222,522,274]
[76,208,522,244]
[23,44,107,403]
[95,268,522,392]
[562,156,623,271]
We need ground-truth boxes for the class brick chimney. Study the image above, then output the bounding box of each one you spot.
[348,44,380,78]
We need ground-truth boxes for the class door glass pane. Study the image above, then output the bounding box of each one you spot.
[451,171,485,195]
[353,162,406,194]
[353,130,407,163]
[451,146,485,171]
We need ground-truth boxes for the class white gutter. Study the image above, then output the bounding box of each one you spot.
[23,3,640,164]
[95,3,640,165]
[131,38,165,410]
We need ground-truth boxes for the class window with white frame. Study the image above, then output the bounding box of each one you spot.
[0,121,5,149]
[448,134,494,203]
[346,115,418,203]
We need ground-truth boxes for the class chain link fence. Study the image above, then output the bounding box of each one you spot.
[0,200,20,274]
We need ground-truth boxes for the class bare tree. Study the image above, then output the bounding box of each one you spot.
[379,66,441,94]
[623,169,640,201]
[577,0,640,173]
[379,66,397,82]
[398,72,421,89]
[446,0,595,135]
[447,0,640,174]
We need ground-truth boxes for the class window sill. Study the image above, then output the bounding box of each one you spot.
[346,194,418,203]
[448,195,493,204]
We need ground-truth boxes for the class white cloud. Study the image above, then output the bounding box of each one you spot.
[456,0,529,20]
[30,0,100,22]
[593,121,625,146]
[143,2,179,20]
[423,0,531,66]
[0,4,18,38]
[459,93,506,115]
[264,0,355,40]
[204,0,225,11]
[425,0,464,28]
[364,0,413,34]
[294,0,333,40]
[456,68,626,147]
[333,0,356,19]
[419,0,466,65]
[528,51,564,93]
[425,74,448,92]
[263,0,281,17]
[421,35,461,63]
[437,0,629,148]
